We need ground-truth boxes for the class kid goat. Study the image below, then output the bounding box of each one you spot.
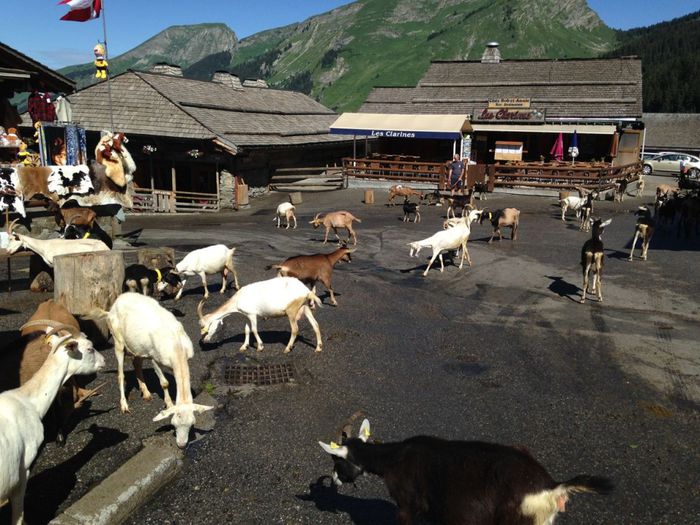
[0,325,104,525]
[319,418,613,525]
[197,276,323,353]
[124,263,182,296]
[266,246,352,306]
[89,293,212,449]
[580,218,611,304]
[172,244,239,300]
[628,206,654,261]
[310,211,361,245]
[274,202,297,229]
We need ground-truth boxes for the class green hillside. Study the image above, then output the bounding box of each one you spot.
[603,10,700,112]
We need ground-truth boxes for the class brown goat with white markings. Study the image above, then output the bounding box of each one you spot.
[480,208,520,243]
[310,211,362,245]
[266,246,353,306]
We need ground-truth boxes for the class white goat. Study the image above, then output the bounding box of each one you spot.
[408,209,482,276]
[89,293,213,449]
[559,195,587,222]
[5,219,109,267]
[274,202,297,229]
[173,244,240,300]
[197,276,323,353]
[0,326,104,525]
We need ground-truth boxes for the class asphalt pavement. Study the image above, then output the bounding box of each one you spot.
[1,182,698,524]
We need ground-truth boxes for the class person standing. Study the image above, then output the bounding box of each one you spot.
[448,154,465,195]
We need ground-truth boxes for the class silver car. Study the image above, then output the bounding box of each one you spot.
[643,152,700,176]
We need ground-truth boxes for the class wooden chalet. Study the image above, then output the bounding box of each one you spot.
[642,113,700,156]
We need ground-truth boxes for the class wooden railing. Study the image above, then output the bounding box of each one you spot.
[492,161,642,191]
[342,157,445,185]
[128,188,219,213]
[270,166,344,190]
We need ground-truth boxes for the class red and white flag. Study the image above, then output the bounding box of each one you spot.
[59,0,102,22]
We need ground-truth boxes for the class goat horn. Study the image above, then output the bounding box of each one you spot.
[20,320,80,337]
[197,299,207,321]
[335,410,366,443]
[8,219,20,233]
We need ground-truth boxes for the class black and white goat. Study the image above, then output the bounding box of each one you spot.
[124,264,182,296]
[402,199,421,223]
[580,218,611,304]
[319,419,613,525]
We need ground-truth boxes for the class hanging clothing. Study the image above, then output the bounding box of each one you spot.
[27,91,56,123]
[54,96,73,122]
[77,127,87,164]
[65,125,80,165]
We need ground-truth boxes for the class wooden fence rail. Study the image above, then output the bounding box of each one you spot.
[492,161,642,191]
[128,188,219,213]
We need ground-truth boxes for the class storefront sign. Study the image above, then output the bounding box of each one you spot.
[370,130,416,138]
[472,107,545,123]
[488,98,530,108]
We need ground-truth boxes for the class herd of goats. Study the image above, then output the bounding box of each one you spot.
[1,175,698,525]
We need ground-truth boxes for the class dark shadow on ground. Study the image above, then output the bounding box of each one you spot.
[199,330,316,352]
[546,275,581,303]
[296,476,397,525]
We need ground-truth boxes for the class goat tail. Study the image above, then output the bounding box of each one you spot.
[352,215,362,223]
[308,291,322,308]
[225,247,236,271]
[560,475,614,496]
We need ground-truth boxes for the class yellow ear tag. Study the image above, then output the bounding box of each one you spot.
[363,427,370,438]
[330,441,340,449]
[82,231,91,239]
[155,268,162,283]
[488,212,492,221]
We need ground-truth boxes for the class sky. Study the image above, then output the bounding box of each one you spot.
[2,0,699,70]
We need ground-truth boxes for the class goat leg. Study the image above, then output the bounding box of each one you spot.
[133,356,153,402]
[240,323,251,352]
[151,360,173,408]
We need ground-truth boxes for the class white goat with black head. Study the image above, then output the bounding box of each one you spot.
[319,418,613,525]
[580,218,611,304]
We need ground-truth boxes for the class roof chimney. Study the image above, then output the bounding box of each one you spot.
[151,62,183,76]
[481,42,501,64]
[242,79,268,88]
[212,70,243,89]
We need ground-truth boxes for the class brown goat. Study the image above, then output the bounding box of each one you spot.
[46,200,97,229]
[388,185,423,206]
[267,246,353,306]
[480,208,520,243]
[310,211,362,245]
[629,206,654,261]
[0,300,101,443]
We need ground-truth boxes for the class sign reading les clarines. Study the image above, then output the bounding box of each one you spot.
[472,107,545,123]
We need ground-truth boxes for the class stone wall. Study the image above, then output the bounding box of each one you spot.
[219,169,236,209]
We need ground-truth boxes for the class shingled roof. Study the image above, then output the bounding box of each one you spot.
[1,41,75,93]
[361,57,643,119]
[50,70,349,151]
[642,113,700,152]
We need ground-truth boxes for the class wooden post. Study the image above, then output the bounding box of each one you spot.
[54,250,124,345]
[171,163,177,214]
[364,189,374,204]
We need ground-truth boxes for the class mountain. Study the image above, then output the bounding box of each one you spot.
[603,10,700,113]
[228,0,615,111]
[59,23,238,88]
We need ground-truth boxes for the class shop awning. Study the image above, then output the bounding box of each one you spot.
[470,123,617,135]
[330,112,470,140]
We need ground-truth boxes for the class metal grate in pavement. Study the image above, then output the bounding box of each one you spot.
[223,363,295,386]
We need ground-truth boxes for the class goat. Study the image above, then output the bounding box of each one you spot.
[388,185,423,206]
[402,199,421,223]
[5,219,109,267]
[635,173,645,197]
[266,246,352,307]
[197,276,323,353]
[274,202,297,229]
[473,180,488,201]
[614,177,630,202]
[0,300,104,445]
[578,191,598,232]
[655,184,677,202]
[310,211,361,245]
[88,293,212,449]
[124,264,182,296]
[408,209,482,276]
[0,325,104,525]
[446,192,473,219]
[45,201,97,230]
[559,195,587,222]
[319,418,613,525]
[480,208,520,243]
[629,206,655,261]
[580,218,611,304]
[63,221,113,249]
[172,244,239,300]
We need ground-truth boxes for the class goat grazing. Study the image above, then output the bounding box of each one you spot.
[310,211,361,245]
[559,195,587,222]
[124,264,182,296]
[402,199,421,223]
[5,219,109,267]
[0,325,104,525]
[197,276,323,353]
[408,209,482,276]
[266,246,352,306]
[480,208,520,243]
[274,202,297,229]
[388,185,423,206]
[89,293,212,448]
[629,206,654,261]
[172,244,239,300]
[319,418,613,525]
[580,218,611,304]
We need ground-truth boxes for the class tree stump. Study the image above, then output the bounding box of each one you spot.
[54,251,124,345]
[137,247,175,269]
[289,191,303,205]
[364,190,374,204]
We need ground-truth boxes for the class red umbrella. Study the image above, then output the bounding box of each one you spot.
[550,132,564,161]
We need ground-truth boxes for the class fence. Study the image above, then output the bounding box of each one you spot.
[492,161,642,191]
[342,157,445,186]
[269,167,344,191]
[128,188,219,213]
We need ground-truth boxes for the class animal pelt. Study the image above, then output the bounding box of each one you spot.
[14,166,54,201]
[95,132,136,188]
[65,161,133,208]
[0,168,26,217]
[47,165,94,196]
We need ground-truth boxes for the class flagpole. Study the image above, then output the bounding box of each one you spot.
[101,0,115,131]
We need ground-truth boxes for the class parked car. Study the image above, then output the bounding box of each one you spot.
[679,168,700,190]
[642,152,700,176]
